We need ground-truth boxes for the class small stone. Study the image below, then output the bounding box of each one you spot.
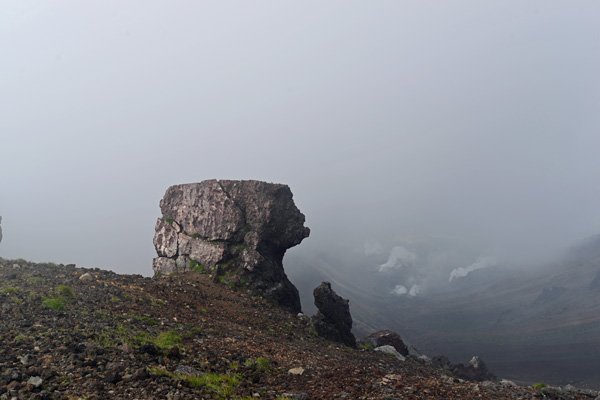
[104,371,121,384]
[281,393,309,400]
[79,273,94,282]
[118,343,133,354]
[131,368,149,381]
[175,365,200,375]
[139,343,160,356]
[168,346,181,358]
[18,355,32,366]
[6,380,20,391]
[27,376,43,388]
[288,367,305,376]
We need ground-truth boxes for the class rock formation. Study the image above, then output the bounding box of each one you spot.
[362,330,409,356]
[152,179,310,313]
[312,282,356,347]
[432,355,496,382]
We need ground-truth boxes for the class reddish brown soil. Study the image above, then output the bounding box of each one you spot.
[0,260,593,399]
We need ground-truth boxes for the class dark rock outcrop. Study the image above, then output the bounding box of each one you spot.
[312,282,356,347]
[431,355,452,370]
[454,356,496,382]
[362,330,409,356]
[432,355,496,382]
[152,179,310,313]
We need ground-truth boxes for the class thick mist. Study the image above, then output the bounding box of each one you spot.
[1,1,600,275]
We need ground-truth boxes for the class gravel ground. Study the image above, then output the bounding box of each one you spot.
[0,259,597,400]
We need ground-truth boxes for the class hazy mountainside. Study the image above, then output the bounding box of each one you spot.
[0,259,577,400]
[286,236,600,389]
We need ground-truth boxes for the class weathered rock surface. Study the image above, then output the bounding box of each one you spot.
[312,282,356,347]
[362,330,409,356]
[152,179,310,313]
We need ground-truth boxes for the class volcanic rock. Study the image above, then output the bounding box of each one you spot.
[312,282,356,347]
[0,259,589,399]
[152,179,310,312]
[450,356,496,382]
[363,330,409,356]
[432,355,496,382]
[374,345,406,361]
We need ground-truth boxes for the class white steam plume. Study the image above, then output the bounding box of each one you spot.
[449,256,496,282]
[391,284,421,297]
[379,246,417,272]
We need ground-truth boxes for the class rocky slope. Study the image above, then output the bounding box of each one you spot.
[3,259,595,400]
[286,238,600,389]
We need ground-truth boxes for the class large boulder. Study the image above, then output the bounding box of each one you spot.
[312,282,356,347]
[362,330,409,356]
[152,180,310,313]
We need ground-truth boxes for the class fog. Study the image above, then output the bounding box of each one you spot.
[1,1,600,275]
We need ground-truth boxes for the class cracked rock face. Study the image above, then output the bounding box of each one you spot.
[153,179,310,313]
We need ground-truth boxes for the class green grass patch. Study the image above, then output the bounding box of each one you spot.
[148,367,241,399]
[359,342,375,351]
[189,260,206,273]
[14,334,30,343]
[42,296,67,311]
[41,285,76,311]
[148,295,167,307]
[154,331,182,350]
[0,287,20,295]
[25,276,45,285]
[532,382,547,390]
[95,332,117,348]
[56,285,75,299]
[132,330,182,351]
[244,357,271,373]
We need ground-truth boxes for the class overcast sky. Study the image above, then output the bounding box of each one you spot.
[1,1,599,274]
